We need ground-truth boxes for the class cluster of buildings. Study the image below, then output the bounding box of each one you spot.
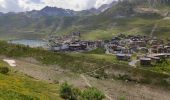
[48,32,104,52]
[105,34,170,66]
[48,32,170,66]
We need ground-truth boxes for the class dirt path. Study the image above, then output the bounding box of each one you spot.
[80,74,92,87]
[129,60,139,67]
[150,23,158,37]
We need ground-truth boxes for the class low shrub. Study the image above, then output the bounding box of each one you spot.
[59,82,81,100]
[81,87,105,100]
[59,82,105,100]
[0,66,9,74]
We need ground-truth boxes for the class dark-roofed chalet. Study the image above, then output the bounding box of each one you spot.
[140,58,151,66]
[139,47,149,53]
[69,43,86,51]
[116,54,131,61]
[95,40,104,48]
[165,46,170,53]
[151,45,165,53]
[136,41,147,47]
[110,37,121,45]
[114,46,126,53]
[150,39,164,46]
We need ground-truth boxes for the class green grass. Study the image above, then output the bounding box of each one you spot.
[0,73,61,100]
[0,41,128,73]
[0,12,169,41]
[146,60,170,74]
[84,48,106,54]
[70,53,128,65]
[79,16,163,40]
[0,60,61,100]
[81,29,120,40]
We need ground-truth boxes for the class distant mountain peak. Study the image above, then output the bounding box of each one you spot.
[40,6,75,16]
[0,1,118,18]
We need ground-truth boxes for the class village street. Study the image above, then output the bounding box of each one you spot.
[129,60,139,67]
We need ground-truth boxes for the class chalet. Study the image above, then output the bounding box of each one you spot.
[147,54,165,63]
[95,40,104,48]
[116,54,131,61]
[158,45,165,53]
[166,53,170,58]
[69,43,86,51]
[136,41,147,47]
[114,46,126,53]
[151,45,158,53]
[154,54,167,59]
[111,37,121,42]
[129,45,138,53]
[150,56,161,63]
[50,44,62,51]
[50,43,69,51]
[140,58,151,66]
[86,41,99,49]
[104,40,110,43]
[151,45,165,53]
[139,47,149,53]
[61,44,69,50]
[165,46,170,53]
[129,41,146,48]
[150,39,164,46]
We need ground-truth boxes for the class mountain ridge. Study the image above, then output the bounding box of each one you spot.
[0,2,116,18]
[0,0,169,40]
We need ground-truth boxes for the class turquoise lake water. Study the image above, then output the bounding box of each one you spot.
[8,39,48,48]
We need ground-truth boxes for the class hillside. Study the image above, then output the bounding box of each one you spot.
[0,41,170,100]
[0,60,61,100]
[0,0,169,40]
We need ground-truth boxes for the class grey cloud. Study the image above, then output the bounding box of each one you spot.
[0,0,115,13]
[0,0,23,13]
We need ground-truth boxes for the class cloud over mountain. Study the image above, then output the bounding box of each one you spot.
[0,0,115,13]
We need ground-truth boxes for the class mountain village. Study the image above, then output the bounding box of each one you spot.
[48,32,170,67]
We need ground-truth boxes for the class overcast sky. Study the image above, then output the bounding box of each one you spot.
[0,0,115,13]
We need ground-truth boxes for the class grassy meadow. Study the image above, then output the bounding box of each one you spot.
[0,60,61,100]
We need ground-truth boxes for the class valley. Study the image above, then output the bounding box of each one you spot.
[0,0,170,100]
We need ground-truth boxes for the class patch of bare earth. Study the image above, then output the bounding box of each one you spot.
[85,76,170,100]
[13,58,87,88]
